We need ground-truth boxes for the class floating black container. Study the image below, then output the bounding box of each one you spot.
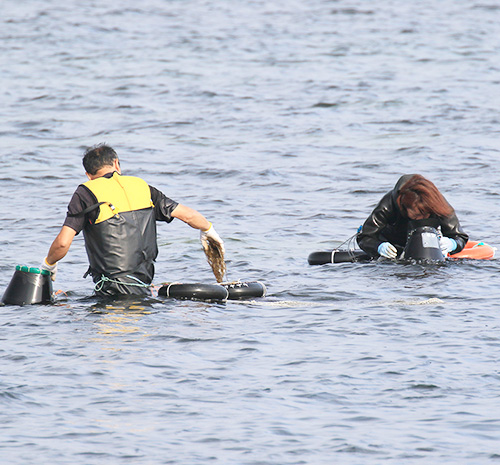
[1,266,54,306]
[402,226,445,262]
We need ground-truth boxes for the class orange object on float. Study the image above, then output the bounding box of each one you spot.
[450,241,496,260]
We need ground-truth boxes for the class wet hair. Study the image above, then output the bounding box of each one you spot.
[397,174,453,218]
[83,144,118,175]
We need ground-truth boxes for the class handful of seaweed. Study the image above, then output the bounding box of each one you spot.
[203,237,226,283]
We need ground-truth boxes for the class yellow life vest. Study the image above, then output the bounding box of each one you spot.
[83,172,154,224]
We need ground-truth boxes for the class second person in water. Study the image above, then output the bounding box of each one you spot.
[357,174,468,259]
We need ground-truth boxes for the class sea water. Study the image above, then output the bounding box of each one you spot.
[1,1,500,463]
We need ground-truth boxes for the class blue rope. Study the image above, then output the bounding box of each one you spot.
[94,275,152,292]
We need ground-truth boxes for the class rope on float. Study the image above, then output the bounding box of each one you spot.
[332,226,362,262]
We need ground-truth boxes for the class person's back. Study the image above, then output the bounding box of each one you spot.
[80,171,158,295]
[41,144,225,296]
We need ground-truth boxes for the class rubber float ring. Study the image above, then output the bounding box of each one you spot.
[157,281,267,301]
[222,281,267,299]
[308,250,371,265]
[158,283,229,301]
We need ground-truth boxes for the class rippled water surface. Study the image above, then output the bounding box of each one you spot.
[1,1,500,463]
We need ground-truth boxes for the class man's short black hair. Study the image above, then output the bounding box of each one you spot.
[83,144,118,175]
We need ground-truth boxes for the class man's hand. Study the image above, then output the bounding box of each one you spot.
[200,223,225,255]
[41,258,58,281]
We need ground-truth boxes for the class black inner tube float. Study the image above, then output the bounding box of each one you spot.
[158,281,266,302]
[223,281,267,300]
[308,250,371,265]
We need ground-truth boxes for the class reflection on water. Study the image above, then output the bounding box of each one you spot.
[85,296,157,315]
[91,301,152,340]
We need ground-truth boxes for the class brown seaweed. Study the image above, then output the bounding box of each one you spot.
[204,237,226,283]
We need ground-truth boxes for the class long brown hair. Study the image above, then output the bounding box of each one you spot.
[397,175,453,218]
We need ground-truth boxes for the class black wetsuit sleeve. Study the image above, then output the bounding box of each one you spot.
[440,212,469,254]
[150,185,179,223]
[357,192,397,257]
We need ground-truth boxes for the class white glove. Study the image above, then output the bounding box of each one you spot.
[41,258,58,281]
[378,242,398,259]
[439,237,457,255]
[200,223,225,255]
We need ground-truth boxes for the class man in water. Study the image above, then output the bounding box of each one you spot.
[41,144,224,296]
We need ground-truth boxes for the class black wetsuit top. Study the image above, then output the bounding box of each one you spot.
[357,175,469,257]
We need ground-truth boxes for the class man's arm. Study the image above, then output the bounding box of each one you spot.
[46,226,77,265]
[171,204,211,231]
[171,204,225,255]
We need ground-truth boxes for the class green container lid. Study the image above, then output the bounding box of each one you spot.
[16,265,50,276]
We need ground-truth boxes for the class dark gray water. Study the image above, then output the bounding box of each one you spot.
[1,1,500,463]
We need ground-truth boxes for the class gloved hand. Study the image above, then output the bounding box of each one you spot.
[41,258,58,281]
[200,223,225,255]
[439,237,457,256]
[378,242,398,259]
